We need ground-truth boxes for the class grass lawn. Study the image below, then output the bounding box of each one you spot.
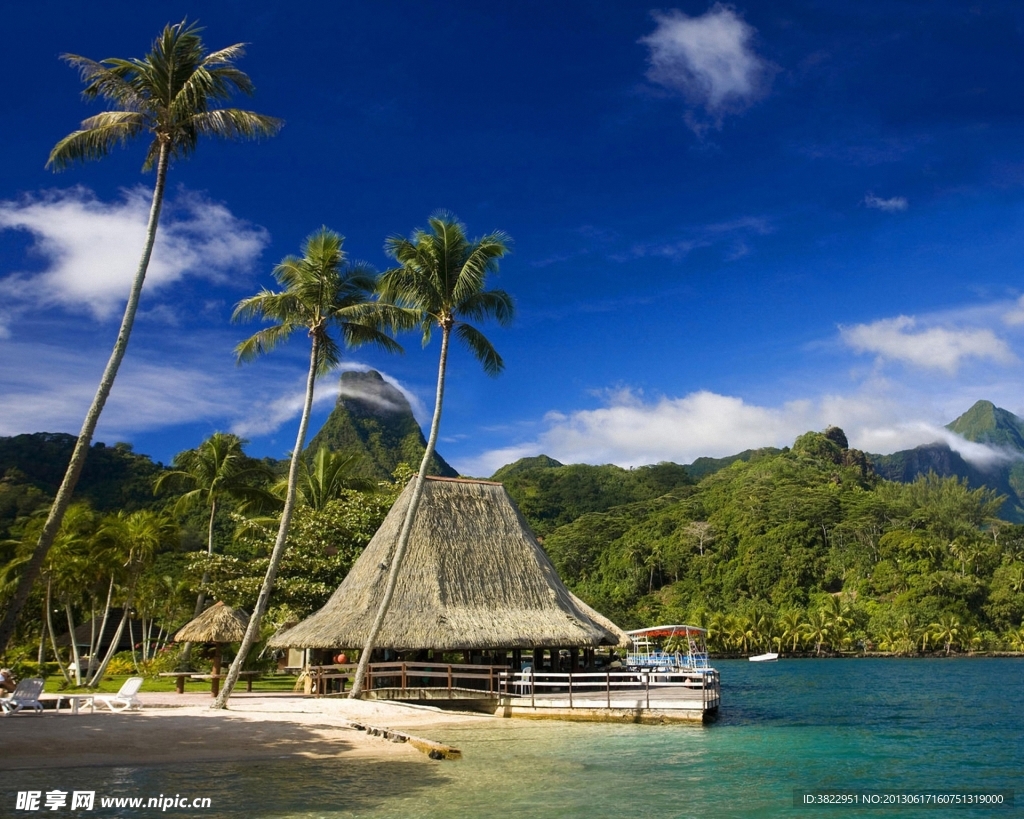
[42,673,302,695]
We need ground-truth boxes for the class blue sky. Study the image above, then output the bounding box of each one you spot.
[4,1,1024,476]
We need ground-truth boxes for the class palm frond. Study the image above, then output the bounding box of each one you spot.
[191,108,283,140]
[234,324,298,364]
[456,289,515,326]
[46,119,146,170]
[60,54,147,109]
[455,322,505,376]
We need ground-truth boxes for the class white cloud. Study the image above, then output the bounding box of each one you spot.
[230,365,429,439]
[0,340,243,438]
[0,186,269,321]
[611,214,772,262]
[640,4,775,131]
[1001,295,1024,327]
[864,193,909,212]
[455,386,1015,477]
[840,316,1015,374]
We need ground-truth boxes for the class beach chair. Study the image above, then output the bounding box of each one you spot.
[1,678,45,715]
[96,677,144,712]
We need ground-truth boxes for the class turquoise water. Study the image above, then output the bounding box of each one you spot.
[2,659,1020,817]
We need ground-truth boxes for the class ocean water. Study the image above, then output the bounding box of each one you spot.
[2,659,1020,818]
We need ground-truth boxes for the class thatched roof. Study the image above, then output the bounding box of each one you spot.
[269,477,626,651]
[568,592,631,649]
[174,601,249,644]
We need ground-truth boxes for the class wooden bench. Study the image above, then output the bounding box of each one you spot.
[158,671,262,696]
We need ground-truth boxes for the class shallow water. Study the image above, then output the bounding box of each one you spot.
[2,658,1020,818]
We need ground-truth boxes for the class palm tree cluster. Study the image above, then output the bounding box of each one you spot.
[0,20,517,708]
[698,596,1020,657]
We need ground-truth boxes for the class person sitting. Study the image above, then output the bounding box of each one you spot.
[0,668,16,694]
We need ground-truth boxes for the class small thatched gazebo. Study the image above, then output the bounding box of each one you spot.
[270,477,627,669]
[174,601,249,696]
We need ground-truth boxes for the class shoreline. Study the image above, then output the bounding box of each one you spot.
[0,694,490,772]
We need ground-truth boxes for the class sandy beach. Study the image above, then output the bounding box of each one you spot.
[0,692,492,771]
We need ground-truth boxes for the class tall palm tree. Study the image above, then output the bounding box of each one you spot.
[155,432,275,621]
[0,20,282,653]
[349,212,513,697]
[213,227,406,708]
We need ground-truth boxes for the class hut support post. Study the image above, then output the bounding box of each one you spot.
[211,645,222,698]
[606,670,610,709]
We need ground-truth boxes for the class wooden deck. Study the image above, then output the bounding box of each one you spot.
[309,662,721,724]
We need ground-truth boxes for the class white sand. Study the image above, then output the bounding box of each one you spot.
[0,693,494,771]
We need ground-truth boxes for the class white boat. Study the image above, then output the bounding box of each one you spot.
[625,625,716,677]
[749,652,779,662]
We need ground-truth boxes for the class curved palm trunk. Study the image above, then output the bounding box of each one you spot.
[213,336,320,708]
[350,326,451,698]
[45,580,71,684]
[65,603,82,686]
[0,143,171,654]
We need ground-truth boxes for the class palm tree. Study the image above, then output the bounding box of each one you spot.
[155,432,275,621]
[348,212,513,697]
[929,614,962,656]
[275,447,374,513]
[805,609,830,656]
[0,20,281,654]
[779,609,805,654]
[85,510,172,686]
[213,227,405,708]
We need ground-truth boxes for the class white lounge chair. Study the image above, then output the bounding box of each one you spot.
[1,678,45,715]
[96,676,144,712]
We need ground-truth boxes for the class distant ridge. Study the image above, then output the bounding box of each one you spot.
[305,370,458,480]
[491,454,563,481]
[685,448,782,481]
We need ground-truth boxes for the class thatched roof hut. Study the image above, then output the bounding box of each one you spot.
[270,477,625,652]
[174,601,249,644]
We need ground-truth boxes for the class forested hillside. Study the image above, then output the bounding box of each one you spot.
[533,428,1024,654]
[4,402,1024,666]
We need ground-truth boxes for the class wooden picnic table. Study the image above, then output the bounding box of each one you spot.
[158,671,262,696]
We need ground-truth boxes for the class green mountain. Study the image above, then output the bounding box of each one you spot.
[0,433,164,537]
[871,400,1024,522]
[685,447,782,481]
[306,369,458,480]
[947,399,1024,450]
[537,427,1023,640]
[493,460,693,537]
[490,454,563,482]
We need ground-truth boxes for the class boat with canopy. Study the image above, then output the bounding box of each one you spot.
[625,625,715,679]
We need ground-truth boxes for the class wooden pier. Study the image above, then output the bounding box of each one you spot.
[308,662,720,724]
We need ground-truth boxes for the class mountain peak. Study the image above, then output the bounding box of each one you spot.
[946,400,1024,452]
[305,370,458,480]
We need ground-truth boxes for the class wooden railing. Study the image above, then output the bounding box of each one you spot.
[498,668,721,711]
[306,662,720,712]
[307,662,506,697]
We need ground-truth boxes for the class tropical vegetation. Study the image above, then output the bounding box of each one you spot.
[0,20,282,655]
